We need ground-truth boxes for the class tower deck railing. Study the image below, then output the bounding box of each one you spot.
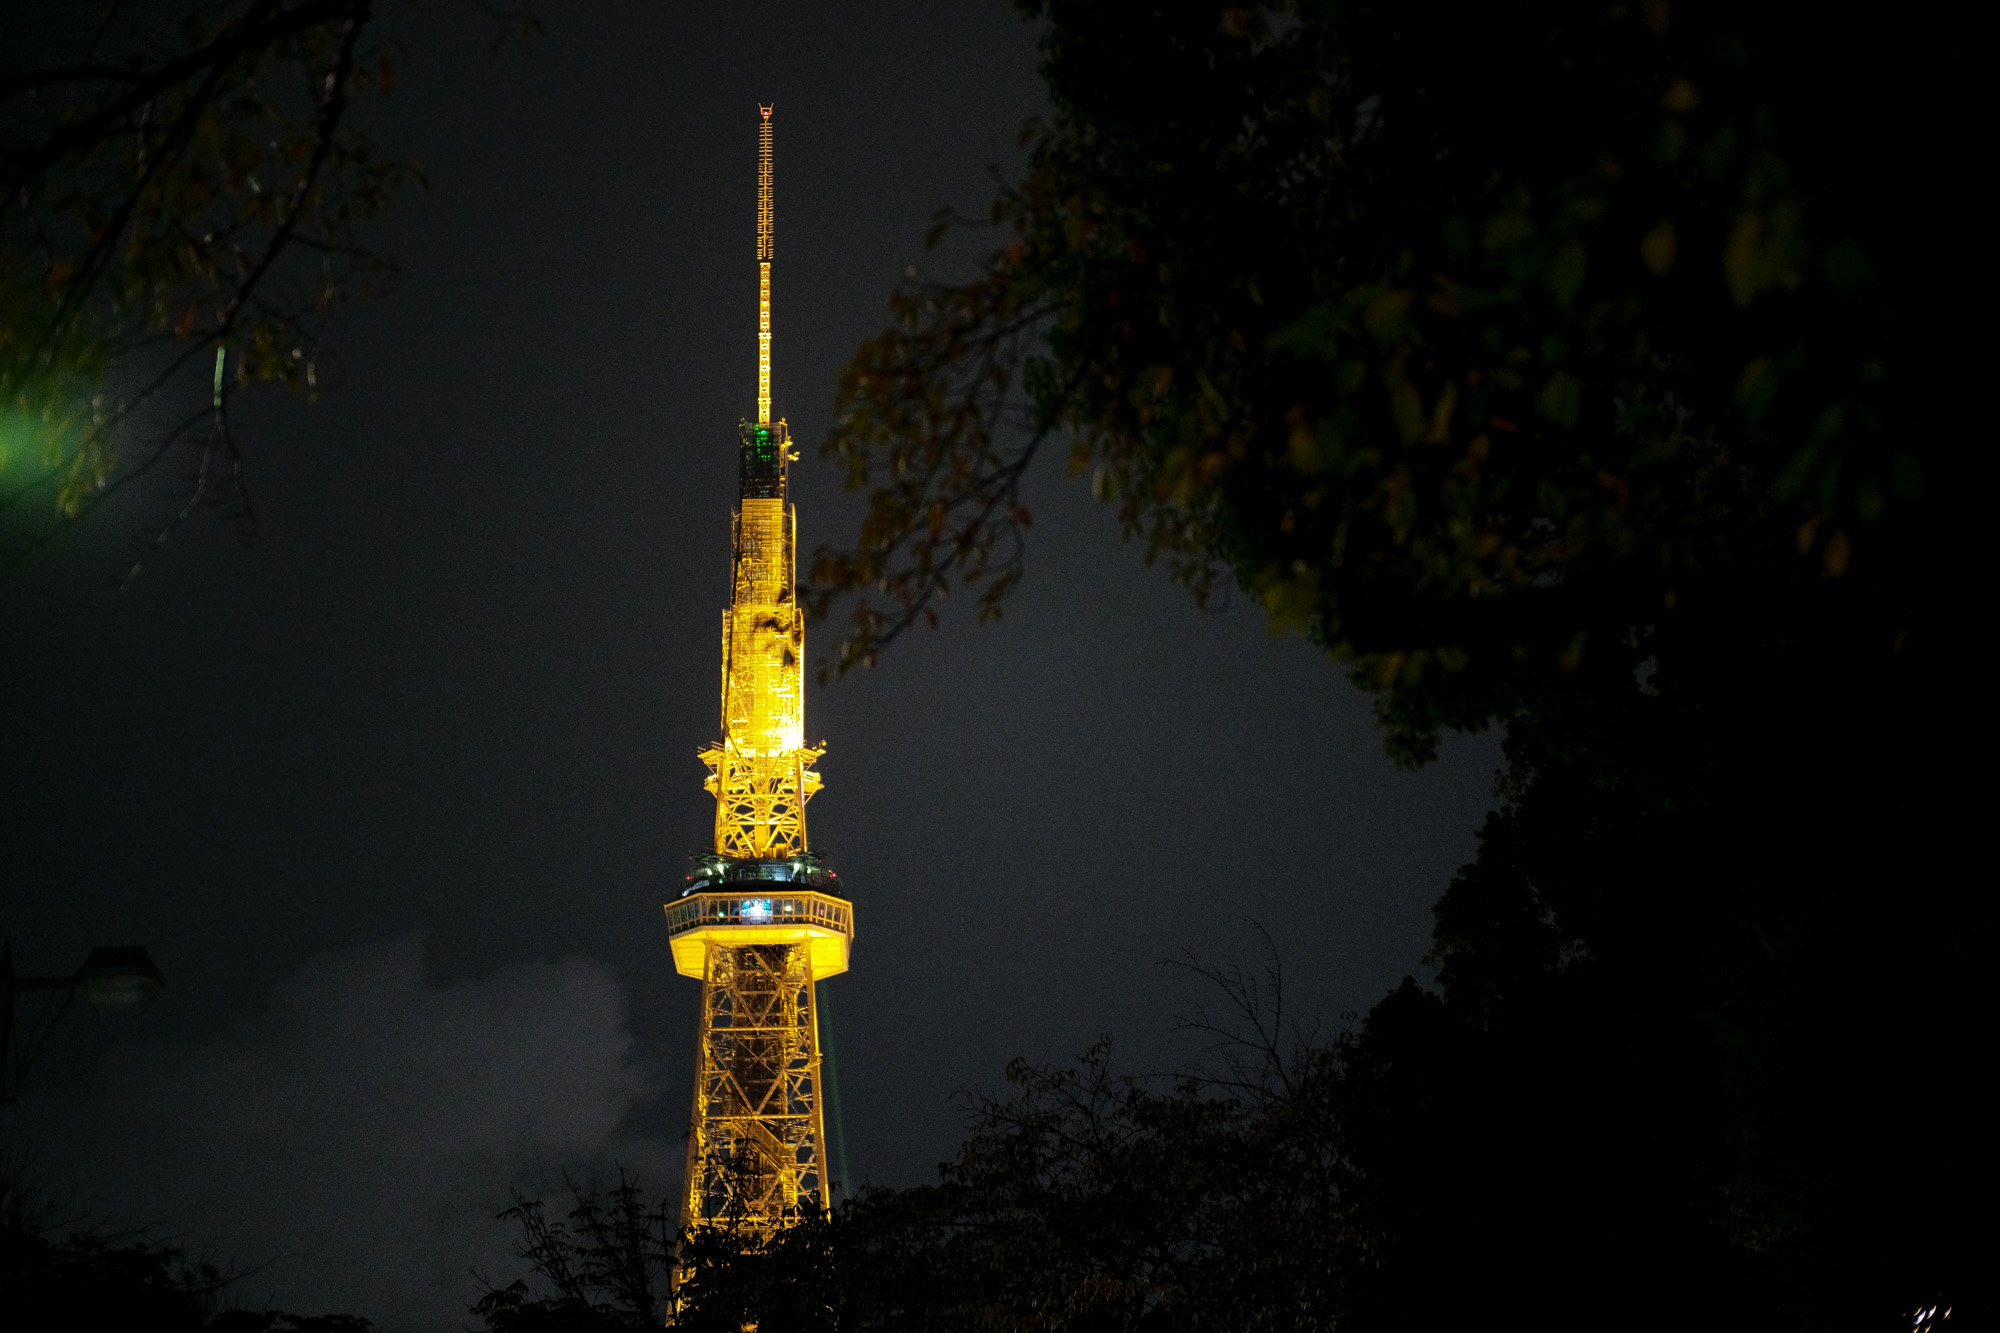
[666,890,852,939]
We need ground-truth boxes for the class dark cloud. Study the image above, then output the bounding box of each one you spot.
[13,936,670,1332]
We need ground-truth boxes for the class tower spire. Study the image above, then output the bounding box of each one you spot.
[666,105,854,1250]
[756,103,773,425]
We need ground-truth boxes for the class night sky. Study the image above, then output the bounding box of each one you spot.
[2,5,1498,1328]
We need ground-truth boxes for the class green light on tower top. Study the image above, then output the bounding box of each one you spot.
[738,416,790,500]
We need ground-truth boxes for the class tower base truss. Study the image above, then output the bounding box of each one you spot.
[683,940,827,1237]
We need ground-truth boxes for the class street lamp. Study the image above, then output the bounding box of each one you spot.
[76,946,167,1011]
[1,940,165,1104]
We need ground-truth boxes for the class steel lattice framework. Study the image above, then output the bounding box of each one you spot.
[687,943,823,1225]
[668,105,853,1248]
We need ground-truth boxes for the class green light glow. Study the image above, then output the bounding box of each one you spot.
[0,406,67,484]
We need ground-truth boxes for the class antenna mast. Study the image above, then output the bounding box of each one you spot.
[757,104,774,425]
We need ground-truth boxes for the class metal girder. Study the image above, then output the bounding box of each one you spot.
[681,941,827,1237]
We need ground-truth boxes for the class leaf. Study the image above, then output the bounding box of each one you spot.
[1536,373,1582,427]
[1640,222,1677,275]
[1388,371,1425,444]
[1661,78,1701,112]
[1426,382,1459,444]
[1362,289,1414,342]
[1545,241,1586,304]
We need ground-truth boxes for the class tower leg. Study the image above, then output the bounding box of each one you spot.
[681,941,827,1240]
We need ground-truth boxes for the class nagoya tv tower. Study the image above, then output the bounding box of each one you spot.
[664,105,854,1239]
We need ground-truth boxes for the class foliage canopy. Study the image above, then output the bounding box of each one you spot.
[1,1165,374,1332]
[797,1,1969,1327]
[0,1,540,559]
[808,0,1920,762]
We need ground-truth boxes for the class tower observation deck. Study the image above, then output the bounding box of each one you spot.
[668,104,853,1242]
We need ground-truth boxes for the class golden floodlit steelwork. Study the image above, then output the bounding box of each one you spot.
[668,104,853,1245]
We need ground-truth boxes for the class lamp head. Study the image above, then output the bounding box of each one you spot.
[79,946,164,1011]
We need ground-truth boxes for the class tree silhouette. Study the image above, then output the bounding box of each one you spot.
[806,1,1971,1325]
[1,1162,374,1332]
[1,0,532,569]
[472,1171,674,1332]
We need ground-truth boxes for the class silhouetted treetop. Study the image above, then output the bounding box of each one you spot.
[810,0,1917,762]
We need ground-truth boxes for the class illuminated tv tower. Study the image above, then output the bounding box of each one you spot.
[664,104,853,1240]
